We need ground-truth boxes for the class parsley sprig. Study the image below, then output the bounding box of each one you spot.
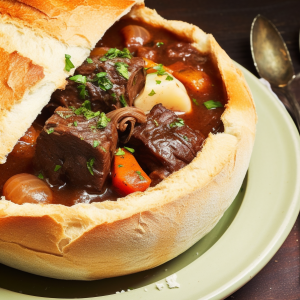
[203,100,223,109]
[102,48,132,60]
[170,118,185,128]
[96,72,113,91]
[115,62,129,79]
[65,54,75,72]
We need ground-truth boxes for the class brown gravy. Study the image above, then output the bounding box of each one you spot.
[0,18,227,206]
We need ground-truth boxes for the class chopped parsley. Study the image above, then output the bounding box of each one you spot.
[93,140,100,148]
[156,42,164,47]
[56,111,72,119]
[156,80,161,84]
[183,135,189,141]
[203,100,223,109]
[136,171,145,181]
[97,112,110,129]
[115,148,125,156]
[192,98,199,106]
[100,57,107,62]
[115,61,129,79]
[69,75,88,99]
[74,100,100,120]
[65,54,75,72]
[166,75,173,81]
[104,48,132,60]
[87,158,95,176]
[153,64,167,76]
[96,72,113,91]
[38,173,44,179]
[86,58,93,64]
[69,74,87,85]
[46,127,54,134]
[74,121,78,127]
[119,94,128,107]
[78,84,88,99]
[148,89,156,96]
[54,165,62,172]
[124,146,135,153]
[100,146,107,153]
[170,118,185,128]
[118,164,124,168]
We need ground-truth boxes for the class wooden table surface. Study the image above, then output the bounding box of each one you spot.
[146,0,300,299]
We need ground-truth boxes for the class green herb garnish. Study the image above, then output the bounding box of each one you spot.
[93,140,100,148]
[118,164,124,168]
[192,98,199,106]
[38,173,44,179]
[74,101,100,120]
[166,75,173,81]
[115,62,129,79]
[54,165,61,172]
[65,54,75,72]
[86,58,93,64]
[69,74,87,85]
[183,135,189,141]
[203,100,223,109]
[136,171,145,181]
[170,118,185,128]
[104,48,132,60]
[153,64,167,76]
[154,119,159,127]
[100,146,106,153]
[78,85,88,99]
[124,147,135,153]
[148,89,156,96]
[46,127,54,134]
[156,80,161,84]
[97,112,110,129]
[115,148,125,156]
[96,72,113,91]
[156,42,164,47]
[119,94,128,107]
[74,121,78,127]
[56,111,72,119]
[87,158,95,175]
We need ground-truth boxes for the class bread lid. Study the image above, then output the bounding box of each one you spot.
[0,0,143,163]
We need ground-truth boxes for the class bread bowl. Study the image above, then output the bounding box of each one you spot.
[0,0,256,281]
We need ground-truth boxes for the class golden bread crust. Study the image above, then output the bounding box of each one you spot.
[0,5,257,280]
[0,48,44,162]
[0,0,139,47]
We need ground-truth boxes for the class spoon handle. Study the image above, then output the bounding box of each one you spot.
[281,83,300,131]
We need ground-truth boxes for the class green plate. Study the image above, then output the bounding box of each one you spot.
[0,63,299,299]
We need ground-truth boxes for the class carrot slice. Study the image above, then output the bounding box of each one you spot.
[112,148,151,196]
[167,62,213,94]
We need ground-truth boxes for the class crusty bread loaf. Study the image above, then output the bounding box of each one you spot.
[0,3,257,280]
[0,0,141,163]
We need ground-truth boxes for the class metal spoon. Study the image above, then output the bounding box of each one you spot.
[250,14,300,130]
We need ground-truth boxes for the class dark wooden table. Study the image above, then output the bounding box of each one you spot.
[146,0,300,299]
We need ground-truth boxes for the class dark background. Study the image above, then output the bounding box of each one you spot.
[145,0,300,299]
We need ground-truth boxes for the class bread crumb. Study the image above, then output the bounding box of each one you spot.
[144,288,148,292]
[166,274,180,288]
[120,290,125,293]
[156,283,165,291]
[275,260,278,262]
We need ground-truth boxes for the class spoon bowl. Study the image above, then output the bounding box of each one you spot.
[251,14,300,131]
[251,15,295,87]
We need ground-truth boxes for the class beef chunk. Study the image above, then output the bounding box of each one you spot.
[51,53,146,113]
[35,107,118,192]
[165,42,207,69]
[129,104,205,186]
